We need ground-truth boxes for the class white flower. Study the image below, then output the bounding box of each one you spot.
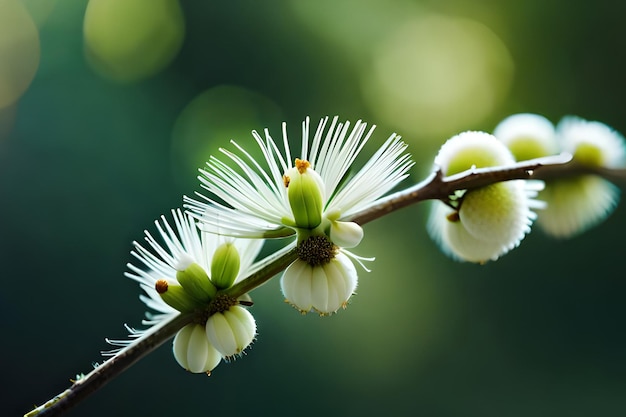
[205,305,257,358]
[104,208,264,373]
[185,116,413,238]
[173,323,222,374]
[185,116,412,314]
[281,252,358,315]
[492,113,558,161]
[534,116,626,238]
[558,116,626,168]
[427,131,543,263]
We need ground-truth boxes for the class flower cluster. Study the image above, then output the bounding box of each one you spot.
[184,116,413,315]
[493,113,626,238]
[109,113,624,376]
[112,209,262,374]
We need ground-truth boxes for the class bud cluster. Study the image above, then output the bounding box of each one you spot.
[494,113,626,238]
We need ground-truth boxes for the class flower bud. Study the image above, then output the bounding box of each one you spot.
[285,159,324,229]
[428,131,540,263]
[329,220,363,248]
[173,323,221,374]
[557,116,626,168]
[176,262,217,301]
[280,252,357,315]
[536,176,619,238]
[205,305,256,357]
[492,113,558,161]
[210,242,240,289]
[155,279,203,312]
[534,116,626,238]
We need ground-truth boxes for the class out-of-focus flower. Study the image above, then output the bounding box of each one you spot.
[427,131,543,263]
[493,113,626,238]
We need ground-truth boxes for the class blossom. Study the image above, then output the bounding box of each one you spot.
[185,116,413,314]
[492,113,558,161]
[105,209,264,373]
[427,131,544,263]
[536,116,626,238]
[205,305,256,357]
[493,113,626,238]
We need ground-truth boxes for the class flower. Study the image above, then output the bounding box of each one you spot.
[535,116,626,238]
[185,116,413,314]
[492,113,558,161]
[280,251,357,314]
[492,113,626,238]
[427,131,544,263]
[105,209,264,373]
[173,323,222,374]
[205,305,256,357]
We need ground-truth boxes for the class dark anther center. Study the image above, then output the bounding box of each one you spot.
[198,293,238,323]
[297,235,338,266]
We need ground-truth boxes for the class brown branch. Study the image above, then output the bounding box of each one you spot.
[25,313,194,417]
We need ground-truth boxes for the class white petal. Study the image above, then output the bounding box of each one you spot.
[186,323,210,373]
[281,254,357,314]
[205,312,237,357]
[281,260,314,312]
[205,306,256,357]
[172,323,221,373]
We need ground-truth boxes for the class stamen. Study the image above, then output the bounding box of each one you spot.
[297,235,337,266]
[204,293,238,319]
[283,174,290,187]
[155,279,168,294]
[295,158,310,174]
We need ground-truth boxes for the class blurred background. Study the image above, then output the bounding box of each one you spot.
[2,0,626,416]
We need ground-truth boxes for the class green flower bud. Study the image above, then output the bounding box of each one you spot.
[176,262,217,301]
[155,279,203,312]
[210,242,241,289]
[285,159,324,229]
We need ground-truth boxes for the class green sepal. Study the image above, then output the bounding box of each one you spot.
[158,282,204,313]
[176,263,217,301]
[210,243,241,289]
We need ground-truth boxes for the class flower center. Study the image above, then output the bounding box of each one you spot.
[297,235,338,266]
[199,293,239,324]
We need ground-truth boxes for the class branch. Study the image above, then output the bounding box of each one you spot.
[25,313,193,417]
[26,152,626,417]
[350,153,626,225]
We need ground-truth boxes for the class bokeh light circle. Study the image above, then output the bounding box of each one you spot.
[171,85,283,187]
[0,0,40,109]
[361,14,514,147]
[83,0,185,83]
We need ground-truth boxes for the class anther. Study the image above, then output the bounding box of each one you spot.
[295,158,310,174]
[297,235,337,266]
[155,279,169,294]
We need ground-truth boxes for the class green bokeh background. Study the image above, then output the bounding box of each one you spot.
[2,1,626,416]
